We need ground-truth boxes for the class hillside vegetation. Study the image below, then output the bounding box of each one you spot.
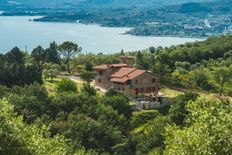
[0,35,232,154]
[74,35,232,96]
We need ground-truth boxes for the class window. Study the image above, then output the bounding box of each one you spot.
[152,78,156,83]
[152,87,156,92]
[146,87,151,93]
[126,80,131,85]
[135,80,138,84]
[99,71,103,75]
[98,79,101,83]
[140,88,144,93]
[134,88,139,96]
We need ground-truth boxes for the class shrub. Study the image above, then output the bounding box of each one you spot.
[81,83,96,96]
[0,85,8,98]
[0,100,69,155]
[56,78,77,93]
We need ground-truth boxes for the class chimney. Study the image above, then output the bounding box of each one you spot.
[119,56,134,66]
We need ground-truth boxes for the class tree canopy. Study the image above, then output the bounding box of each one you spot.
[165,97,232,155]
[58,41,82,73]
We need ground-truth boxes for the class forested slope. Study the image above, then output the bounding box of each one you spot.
[0,35,231,154]
[132,35,232,95]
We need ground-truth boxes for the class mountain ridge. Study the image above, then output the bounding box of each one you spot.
[0,0,216,10]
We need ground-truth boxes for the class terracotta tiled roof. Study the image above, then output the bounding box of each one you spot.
[94,64,128,70]
[111,64,128,67]
[110,68,146,83]
[111,77,129,83]
[111,67,136,78]
[94,63,150,83]
[127,69,145,79]
[94,64,109,70]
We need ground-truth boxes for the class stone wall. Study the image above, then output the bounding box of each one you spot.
[95,67,121,89]
[130,98,172,111]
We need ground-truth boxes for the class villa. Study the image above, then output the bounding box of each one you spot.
[94,56,159,98]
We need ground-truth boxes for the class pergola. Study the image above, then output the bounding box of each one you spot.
[144,92,166,102]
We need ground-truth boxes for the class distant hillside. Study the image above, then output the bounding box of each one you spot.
[161,0,232,13]
[1,0,231,38]
[0,0,216,10]
[179,3,212,13]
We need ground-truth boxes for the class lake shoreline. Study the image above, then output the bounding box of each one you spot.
[35,19,205,39]
[34,17,206,39]
[1,14,205,39]
[0,16,203,53]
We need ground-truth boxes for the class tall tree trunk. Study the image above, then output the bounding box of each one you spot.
[67,62,70,73]
[66,57,71,73]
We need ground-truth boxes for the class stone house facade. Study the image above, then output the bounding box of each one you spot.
[94,56,159,97]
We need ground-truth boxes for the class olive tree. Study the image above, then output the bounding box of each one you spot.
[213,66,232,96]
[42,63,60,82]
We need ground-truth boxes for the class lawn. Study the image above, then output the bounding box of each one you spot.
[160,86,232,99]
[44,78,62,95]
[44,77,83,96]
[159,88,184,98]
[44,76,104,96]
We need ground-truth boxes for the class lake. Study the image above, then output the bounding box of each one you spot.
[0,16,203,54]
